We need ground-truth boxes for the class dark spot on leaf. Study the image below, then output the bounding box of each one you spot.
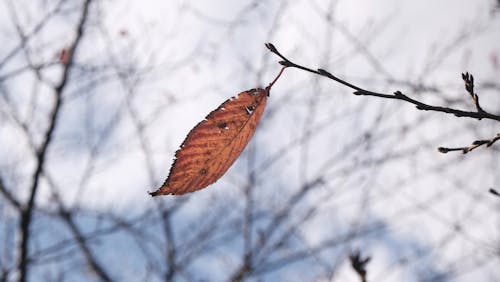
[217,122,228,129]
[245,105,255,115]
[200,168,207,175]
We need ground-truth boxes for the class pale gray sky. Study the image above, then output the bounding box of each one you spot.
[0,0,499,281]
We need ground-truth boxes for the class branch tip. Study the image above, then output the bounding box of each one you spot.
[437,147,449,153]
[489,188,500,197]
[265,42,277,53]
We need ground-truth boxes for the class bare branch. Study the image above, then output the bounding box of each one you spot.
[438,133,500,154]
[16,1,93,281]
[265,43,500,123]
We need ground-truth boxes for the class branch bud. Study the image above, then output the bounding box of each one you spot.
[265,43,278,53]
[437,147,450,153]
[317,68,332,77]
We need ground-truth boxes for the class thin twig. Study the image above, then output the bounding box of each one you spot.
[41,172,115,282]
[462,72,485,113]
[57,201,113,282]
[434,75,499,154]
[265,43,500,123]
[438,133,500,154]
[159,208,178,282]
[0,176,21,210]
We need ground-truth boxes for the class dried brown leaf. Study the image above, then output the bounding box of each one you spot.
[150,67,285,196]
[150,88,270,195]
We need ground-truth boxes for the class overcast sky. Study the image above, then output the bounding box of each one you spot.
[0,0,499,281]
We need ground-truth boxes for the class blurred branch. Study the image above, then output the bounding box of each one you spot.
[0,0,65,69]
[252,224,384,276]
[489,188,500,198]
[159,208,178,282]
[265,43,500,123]
[104,43,184,279]
[57,201,113,282]
[349,250,371,282]
[0,176,21,211]
[228,178,325,281]
[16,1,93,281]
[40,170,115,282]
[30,208,154,264]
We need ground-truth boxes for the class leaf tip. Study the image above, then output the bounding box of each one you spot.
[148,190,159,197]
[149,187,170,197]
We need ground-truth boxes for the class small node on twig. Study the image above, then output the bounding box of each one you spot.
[393,91,403,97]
[461,72,485,113]
[462,72,474,93]
[317,68,333,77]
[279,60,293,67]
[472,140,486,145]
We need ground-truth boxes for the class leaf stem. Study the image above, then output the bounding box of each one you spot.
[267,66,287,90]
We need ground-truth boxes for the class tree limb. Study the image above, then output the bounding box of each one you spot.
[16,1,93,281]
